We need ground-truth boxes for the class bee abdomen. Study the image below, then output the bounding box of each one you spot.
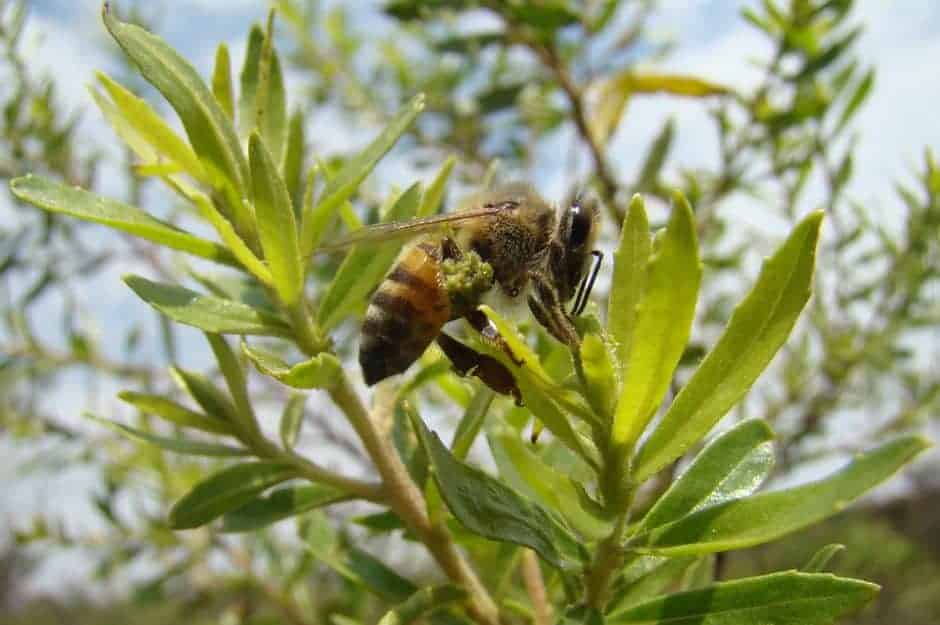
[359,242,451,385]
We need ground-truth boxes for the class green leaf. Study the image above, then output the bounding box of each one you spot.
[221,484,351,532]
[260,23,288,162]
[450,388,495,461]
[418,155,456,217]
[627,73,730,97]
[103,7,252,235]
[580,332,619,422]
[124,274,290,337]
[317,183,422,331]
[211,43,234,120]
[608,556,697,613]
[607,571,877,625]
[238,25,263,139]
[475,306,599,463]
[242,342,342,389]
[836,68,874,133]
[303,511,417,602]
[633,436,929,556]
[9,176,237,267]
[249,133,303,305]
[205,333,255,430]
[411,413,584,570]
[86,413,248,457]
[93,72,206,181]
[489,428,610,540]
[378,586,467,625]
[636,420,775,533]
[117,390,231,435]
[608,195,651,369]
[613,192,700,449]
[282,110,306,212]
[169,461,297,529]
[803,544,846,573]
[635,119,674,192]
[280,393,306,449]
[169,366,238,424]
[304,93,425,255]
[633,211,823,482]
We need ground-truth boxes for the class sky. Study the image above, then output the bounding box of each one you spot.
[3,0,940,598]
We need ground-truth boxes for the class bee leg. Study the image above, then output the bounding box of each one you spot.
[464,308,524,366]
[437,333,523,405]
[529,271,580,348]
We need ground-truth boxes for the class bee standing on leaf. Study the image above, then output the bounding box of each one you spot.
[317,184,603,403]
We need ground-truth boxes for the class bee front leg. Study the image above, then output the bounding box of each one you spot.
[437,333,523,405]
[528,271,580,348]
[464,308,524,366]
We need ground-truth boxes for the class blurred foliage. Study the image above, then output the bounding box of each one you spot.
[1,1,937,624]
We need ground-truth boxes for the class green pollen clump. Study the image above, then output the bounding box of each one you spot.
[442,250,495,316]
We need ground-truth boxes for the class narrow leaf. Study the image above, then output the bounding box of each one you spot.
[418,155,456,217]
[608,195,650,368]
[118,390,231,435]
[303,511,417,602]
[211,43,234,120]
[124,274,290,336]
[803,544,846,573]
[633,436,929,556]
[238,25,263,139]
[306,93,425,253]
[283,110,306,212]
[280,393,306,449]
[634,211,823,482]
[103,8,251,230]
[10,176,237,267]
[86,414,248,457]
[222,484,351,532]
[580,332,619,422]
[411,413,584,570]
[635,119,674,191]
[317,183,421,331]
[627,73,730,97]
[250,133,303,305]
[255,17,288,161]
[205,333,255,430]
[378,586,467,625]
[608,571,877,625]
[94,72,206,181]
[836,68,874,133]
[242,342,342,389]
[490,428,610,540]
[608,556,696,613]
[636,420,775,533]
[169,461,297,529]
[613,192,700,449]
[169,366,238,423]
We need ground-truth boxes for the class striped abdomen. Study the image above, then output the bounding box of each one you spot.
[359,241,452,385]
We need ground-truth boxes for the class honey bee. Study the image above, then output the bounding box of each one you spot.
[318,183,602,402]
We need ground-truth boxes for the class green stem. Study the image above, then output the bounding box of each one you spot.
[289,302,500,625]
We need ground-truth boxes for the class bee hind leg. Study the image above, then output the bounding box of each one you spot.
[436,333,523,405]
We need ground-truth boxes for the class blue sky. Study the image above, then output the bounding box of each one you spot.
[5,0,940,597]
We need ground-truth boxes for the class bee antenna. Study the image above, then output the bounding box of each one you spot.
[571,250,603,316]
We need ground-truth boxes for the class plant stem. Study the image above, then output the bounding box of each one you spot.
[289,303,500,625]
[521,549,553,625]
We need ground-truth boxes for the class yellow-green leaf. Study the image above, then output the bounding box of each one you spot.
[633,211,823,482]
[613,192,700,449]
[212,43,234,120]
[608,195,650,369]
[9,176,237,267]
[249,133,303,305]
[242,341,342,389]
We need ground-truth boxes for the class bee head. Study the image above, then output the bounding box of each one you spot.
[552,191,602,315]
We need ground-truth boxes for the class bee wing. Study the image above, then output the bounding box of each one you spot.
[311,205,505,253]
